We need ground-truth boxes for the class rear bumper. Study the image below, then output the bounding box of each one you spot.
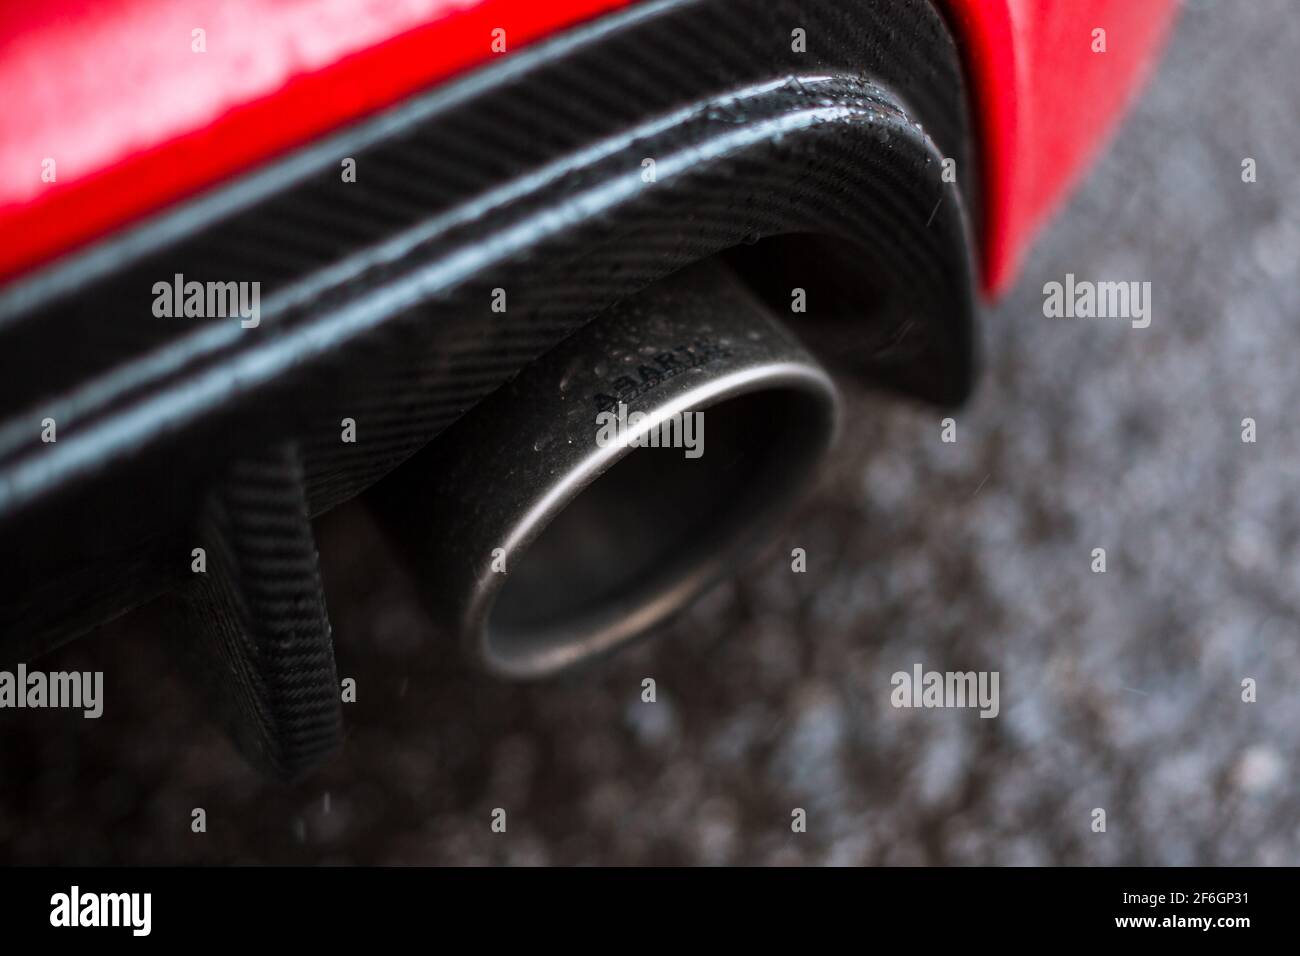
[0,0,1177,293]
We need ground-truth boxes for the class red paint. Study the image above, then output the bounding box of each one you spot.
[943,0,1179,293]
[0,0,1176,294]
[0,0,634,282]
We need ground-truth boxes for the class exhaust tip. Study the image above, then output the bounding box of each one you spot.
[381,259,840,679]
[482,366,834,678]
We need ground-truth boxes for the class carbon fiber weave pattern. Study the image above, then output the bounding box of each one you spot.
[0,0,975,673]
[173,444,341,777]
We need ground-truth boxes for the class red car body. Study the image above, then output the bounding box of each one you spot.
[1,0,1176,293]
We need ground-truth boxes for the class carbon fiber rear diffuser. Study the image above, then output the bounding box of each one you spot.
[0,0,976,773]
[174,444,341,778]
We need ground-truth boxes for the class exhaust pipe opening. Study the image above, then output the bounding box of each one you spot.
[378,258,840,678]
[488,381,831,675]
